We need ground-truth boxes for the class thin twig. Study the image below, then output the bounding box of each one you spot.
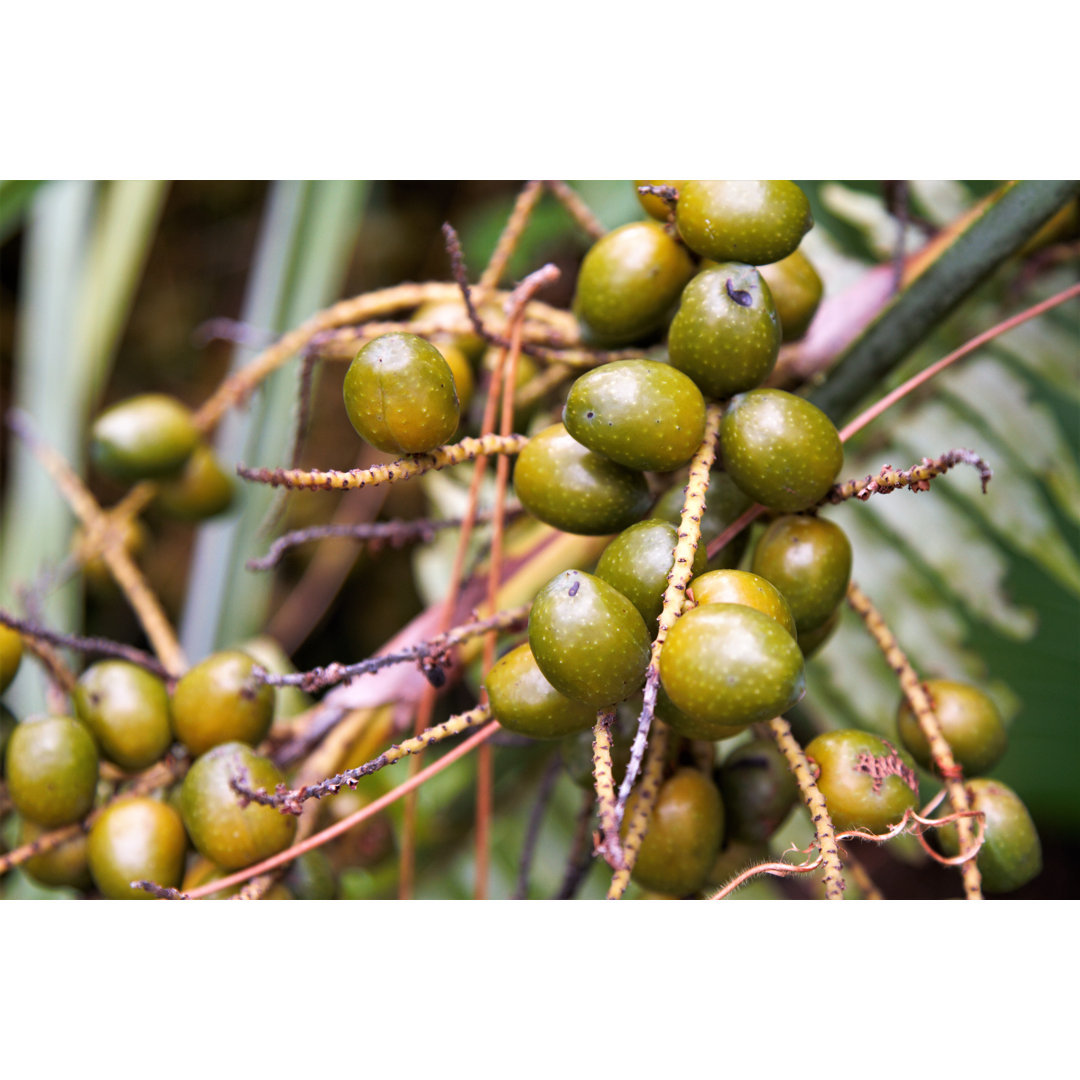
[544,180,607,240]
[825,449,992,504]
[478,180,544,293]
[513,752,563,900]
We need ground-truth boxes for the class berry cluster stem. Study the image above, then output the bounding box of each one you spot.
[825,448,992,504]
[592,709,624,870]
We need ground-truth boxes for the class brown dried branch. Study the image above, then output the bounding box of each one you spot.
[479,180,544,293]
[825,449,992,504]
[513,752,563,900]
[544,180,607,240]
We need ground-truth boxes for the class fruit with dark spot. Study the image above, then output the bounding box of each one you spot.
[688,569,796,639]
[1,625,23,694]
[675,181,813,266]
[153,442,235,521]
[758,248,824,341]
[652,469,752,570]
[528,570,651,708]
[668,265,781,399]
[573,221,695,346]
[513,423,651,536]
[720,390,843,512]
[896,679,1007,776]
[5,715,99,826]
[87,796,188,899]
[635,181,683,221]
[563,360,706,472]
[90,394,200,481]
[717,738,798,844]
[806,730,919,833]
[343,332,460,454]
[751,515,852,633]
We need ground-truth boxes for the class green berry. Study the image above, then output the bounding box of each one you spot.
[720,390,843,512]
[655,683,746,742]
[180,742,298,870]
[658,604,805,736]
[343,332,460,454]
[652,469,752,570]
[806,730,919,834]
[5,715,99,827]
[751,515,852,633]
[563,360,706,472]
[485,643,597,739]
[21,819,92,890]
[897,680,1007,777]
[688,569,797,639]
[635,181,683,221]
[573,221,695,346]
[513,423,651,536]
[668,265,781,399]
[595,519,708,635]
[0,625,23,694]
[797,607,841,658]
[284,849,340,901]
[171,650,274,757]
[718,738,799,844]
[87,796,188,899]
[528,570,651,708]
[676,181,812,266]
[938,778,1041,893]
[758,248,824,342]
[153,442,235,521]
[90,394,199,481]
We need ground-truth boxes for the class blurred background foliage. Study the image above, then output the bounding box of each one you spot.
[0,180,1077,899]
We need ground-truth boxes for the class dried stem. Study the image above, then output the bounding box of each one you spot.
[767,715,846,899]
[18,634,78,698]
[478,180,544,293]
[846,581,983,900]
[544,180,607,240]
[825,449,992,504]
[592,709,624,870]
[513,752,563,900]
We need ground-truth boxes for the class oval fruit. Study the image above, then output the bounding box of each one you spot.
[897,680,1007,777]
[90,394,199,481]
[718,738,799,844]
[758,248,824,341]
[688,569,796,639]
[153,443,235,521]
[5,715,99,826]
[87,797,188,899]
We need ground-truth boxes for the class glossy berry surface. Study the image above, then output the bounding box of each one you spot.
[180,742,298,870]
[0,625,23,693]
[87,796,188,900]
[153,442,235,521]
[688,569,797,639]
[806,730,919,834]
[758,248,824,342]
[90,394,199,481]
[897,679,1007,776]
[5,715,99,827]
[720,390,843,512]
[623,767,724,896]
[73,660,173,771]
[675,181,813,266]
[655,683,746,742]
[938,778,1041,893]
[485,643,597,739]
[658,604,806,736]
[751,515,852,633]
[171,650,274,757]
[718,738,799,844]
[595,519,708,634]
[573,221,695,346]
[563,360,706,472]
[343,332,460,454]
[668,265,781,399]
[528,570,651,708]
[513,423,651,536]
[652,469,752,570]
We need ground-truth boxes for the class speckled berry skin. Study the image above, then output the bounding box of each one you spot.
[718,738,799,844]
[1,625,23,694]
[595,520,708,634]
[171,650,274,757]
[758,248,824,342]
[485,643,597,739]
[652,470,751,570]
[563,360,706,472]
[676,181,813,266]
[90,394,199,481]
[572,221,695,346]
[5,715,99,827]
[806,730,919,834]
[688,569,796,639]
[668,265,781,399]
[513,423,651,536]
[938,778,1041,893]
[180,742,298,870]
[87,797,188,900]
[73,660,173,772]
[656,683,745,741]
[897,680,1007,776]
[528,570,651,708]
[622,767,724,896]
[153,443,235,522]
[343,332,460,454]
[751,515,851,633]
[720,390,843,512]
[659,604,805,735]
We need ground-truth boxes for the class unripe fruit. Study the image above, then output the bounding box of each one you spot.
[513,423,651,536]
[652,469,752,570]
[73,661,173,771]
[655,683,746,742]
[153,443,235,521]
[485,643,597,739]
[90,394,199,481]
[635,181,683,221]
[343,332,460,454]
[797,607,841,658]
[688,569,797,639]
[720,390,843,512]
[171,650,274,757]
[897,680,1007,776]
[806,730,919,833]
[180,742,298,870]
[676,181,813,266]
[623,767,724,896]
[529,570,651,708]
[0,625,23,693]
[573,221,695,346]
[668,265,781,399]
[21,819,92,890]
[751,515,852,633]
[758,248,824,342]
[87,797,187,899]
[5,715,99,826]
[717,738,799,844]
[563,360,706,473]
[659,604,806,736]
